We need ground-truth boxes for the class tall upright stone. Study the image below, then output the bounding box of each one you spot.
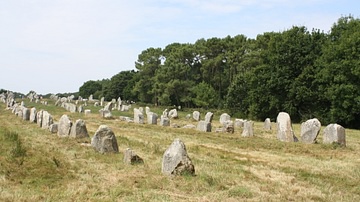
[242,121,254,137]
[100,97,105,106]
[70,119,89,138]
[36,110,43,127]
[264,118,272,130]
[29,107,37,123]
[22,107,30,121]
[300,118,321,144]
[134,108,144,124]
[193,111,200,121]
[196,121,211,132]
[162,139,195,176]
[219,113,231,125]
[323,124,346,146]
[276,112,297,142]
[41,111,53,129]
[147,112,158,125]
[58,114,72,137]
[168,109,178,119]
[104,102,113,112]
[204,112,214,123]
[160,115,170,126]
[91,125,119,153]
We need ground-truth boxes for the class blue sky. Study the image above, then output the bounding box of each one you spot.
[0,0,359,94]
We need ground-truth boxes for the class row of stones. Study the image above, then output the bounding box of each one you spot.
[6,103,195,176]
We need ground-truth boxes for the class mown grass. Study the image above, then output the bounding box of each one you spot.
[0,99,360,201]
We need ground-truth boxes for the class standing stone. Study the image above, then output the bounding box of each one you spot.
[168,109,178,119]
[70,119,89,138]
[100,97,105,106]
[145,106,150,115]
[160,115,170,126]
[242,121,254,137]
[99,109,112,118]
[162,109,168,118]
[224,120,234,133]
[193,111,200,121]
[196,121,211,132]
[104,102,113,112]
[323,124,346,146]
[89,94,93,101]
[162,139,195,176]
[276,112,297,142]
[29,107,37,123]
[41,111,53,129]
[264,118,272,130]
[78,105,84,113]
[49,123,58,133]
[134,108,144,124]
[204,112,214,123]
[185,114,191,120]
[147,112,158,125]
[219,113,231,125]
[124,148,144,165]
[91,125,119,153]
[84,109,91,115]
[139,107,144,114]
[300,118,321,144]
[58,115,72,137]
[36,110,43,127]
[117,97,122,110]
[22,107,30,121]
[234,119,245,128]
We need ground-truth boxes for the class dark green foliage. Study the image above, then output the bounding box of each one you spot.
[76,15,359,128]
[78,80,102,98]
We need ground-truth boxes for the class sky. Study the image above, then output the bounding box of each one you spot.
[0,0,359,95]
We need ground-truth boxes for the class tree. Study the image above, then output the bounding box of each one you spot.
[103,70,137,101]
[79,80,102,99]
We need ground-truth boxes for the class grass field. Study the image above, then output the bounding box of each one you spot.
[1,99,359,201]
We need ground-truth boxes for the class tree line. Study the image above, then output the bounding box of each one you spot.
[78,16,360,128]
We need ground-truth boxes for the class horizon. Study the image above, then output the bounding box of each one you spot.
[1,0,359,94]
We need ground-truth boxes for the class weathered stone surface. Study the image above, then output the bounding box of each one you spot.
[197,121,211,132]
[49,123,58,133]
[204,112,214,123]
[104,102,113,112]
[193,111,200,121]
[78,105,84,113]
[300,118,321,144]
[134,108,144,124]
[29,107,37,123]
[168,109,178,119]
[70,119,89,138]
[36,110,43,127]
[264,118,272,130]
[100,97,105,106]
[41,111,53,129]
[162,139,195,176]
[224,120,234,133]
[242,121,254,137]
[22,107,30,121]
[58,115,72,137]
[219,113,231,125]
[185,114,191,120]
[124,148,144,165]
[234,119,245,128]
[91,125,119,153]
[160,116,170,126]
[84,109,91,115]
[147,112,158,125]
[276,112,297,142]
[323,124,346,146]
[145,106,150,115]
[99,109,112,118]
[183,124,196,129]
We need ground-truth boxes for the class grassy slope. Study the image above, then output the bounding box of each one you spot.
[0,100,359,201]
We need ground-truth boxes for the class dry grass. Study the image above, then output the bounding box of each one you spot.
[0,100,360,201]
